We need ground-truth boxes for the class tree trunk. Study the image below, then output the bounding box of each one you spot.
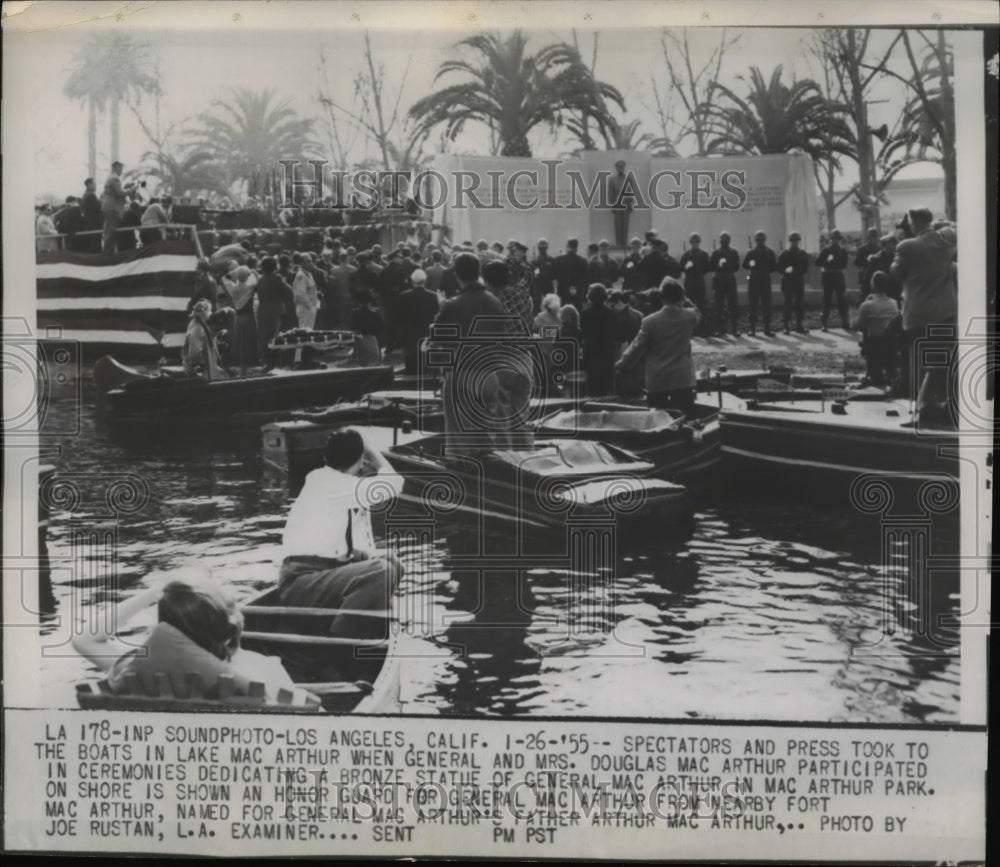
[937,31,956,221]
[110,97,120,164]
[87,96,97,180]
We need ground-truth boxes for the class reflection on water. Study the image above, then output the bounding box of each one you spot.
[37,390,960,722]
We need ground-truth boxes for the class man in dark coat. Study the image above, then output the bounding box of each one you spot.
[777,232,810,334]
[620,237,644,292]
[638,239,680,290]
[430,253,532,455]
[81,178,103,252]
[588,239,620,289]
[397,269,441,374]
[552,238,589,309]
[678,232,710,334]
[530,238,556,311]
[709,232,741,336]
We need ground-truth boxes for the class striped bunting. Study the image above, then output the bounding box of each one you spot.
[37,239,199,355]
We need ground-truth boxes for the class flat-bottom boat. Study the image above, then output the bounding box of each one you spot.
[94,354,394,441]
[383,436,693,534]
[716,390,961,506]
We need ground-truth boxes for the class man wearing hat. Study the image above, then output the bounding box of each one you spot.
[854,226,882,296]
[742,230,778,337]
[816,229,849,331]
[862,234,900,303]
[891,207,957,417]
[621,237,645,292]
[530,238,556,310]
[708,232,742,336]
[678,232,710,333]
[608,159,634,247]
[777,232,810,334]
[589,239,620,289]
[553,238,589,309]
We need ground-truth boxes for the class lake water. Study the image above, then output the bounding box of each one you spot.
[36,385,960,722]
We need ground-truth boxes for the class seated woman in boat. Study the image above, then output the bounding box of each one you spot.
[278,428,404,642]
[182,300,228,381]
[72,571,302,702]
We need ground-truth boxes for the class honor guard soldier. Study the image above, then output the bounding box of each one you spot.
[777,232,810,334]
[854,226,882,296]
[742,230,778,336]
[678,232,710,334]
[709,231,741,336]
[817,229,849,331]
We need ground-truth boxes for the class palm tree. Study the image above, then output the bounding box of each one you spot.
[63,41,109,179]
[141,148,229,198]
[408,31,625,157]
[701,66,854,165]
[188,88,319,199]
[63,33,160,176]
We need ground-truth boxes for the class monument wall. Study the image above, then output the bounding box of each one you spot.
[429,152,818,254]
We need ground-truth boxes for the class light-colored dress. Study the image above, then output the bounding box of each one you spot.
[292,268,318,330]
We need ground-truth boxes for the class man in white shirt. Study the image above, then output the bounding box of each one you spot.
[277,429,404,641]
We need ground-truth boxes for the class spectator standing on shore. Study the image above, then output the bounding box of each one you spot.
[80,178,102,251]
[553,238,589,309]
[530,239,556,311]
[256,256,294,368]
[863,235,901,303]
[580,284,618,396]
[35,205,59,252]
[617,277,700,412]
[397,269,441,374]
[139,195,172,246]
[621,237,644,293]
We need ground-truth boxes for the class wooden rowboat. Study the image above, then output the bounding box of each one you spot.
[76,586,401,715]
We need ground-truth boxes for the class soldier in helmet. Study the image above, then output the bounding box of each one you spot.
[708,231,741,336]
[742,230,778,337]
[816,229,849,331]
[678,232,710,335]
[777,232,810,334]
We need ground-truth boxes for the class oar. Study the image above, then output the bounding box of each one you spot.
[241,605,390,619]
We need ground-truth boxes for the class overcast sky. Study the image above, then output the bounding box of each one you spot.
[28,20,945,199]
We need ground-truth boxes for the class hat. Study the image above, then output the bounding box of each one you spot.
[788,231,802,242]
[688,232,701,243]
[908,207,934,224]
[411,269,427,286]
[614,159,627,168]
[598,239,610,247]
[566,238,579,249]
[880,233,895,244]
[629,236,642,246]
[867,227,880,238]
[753,230,766,240]
[537,238,549,248]
[508,239,527,252]
[830,229,844,239]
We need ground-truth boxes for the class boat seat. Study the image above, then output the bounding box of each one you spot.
[491,440,650,477]
[75,672,323,714]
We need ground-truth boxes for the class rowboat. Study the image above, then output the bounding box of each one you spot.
[715,389,960,504]
[383,435,693,534]
[93,354,394,440]
[76,585,400,714]
[533,400,721,480]
[239,586,401,715]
